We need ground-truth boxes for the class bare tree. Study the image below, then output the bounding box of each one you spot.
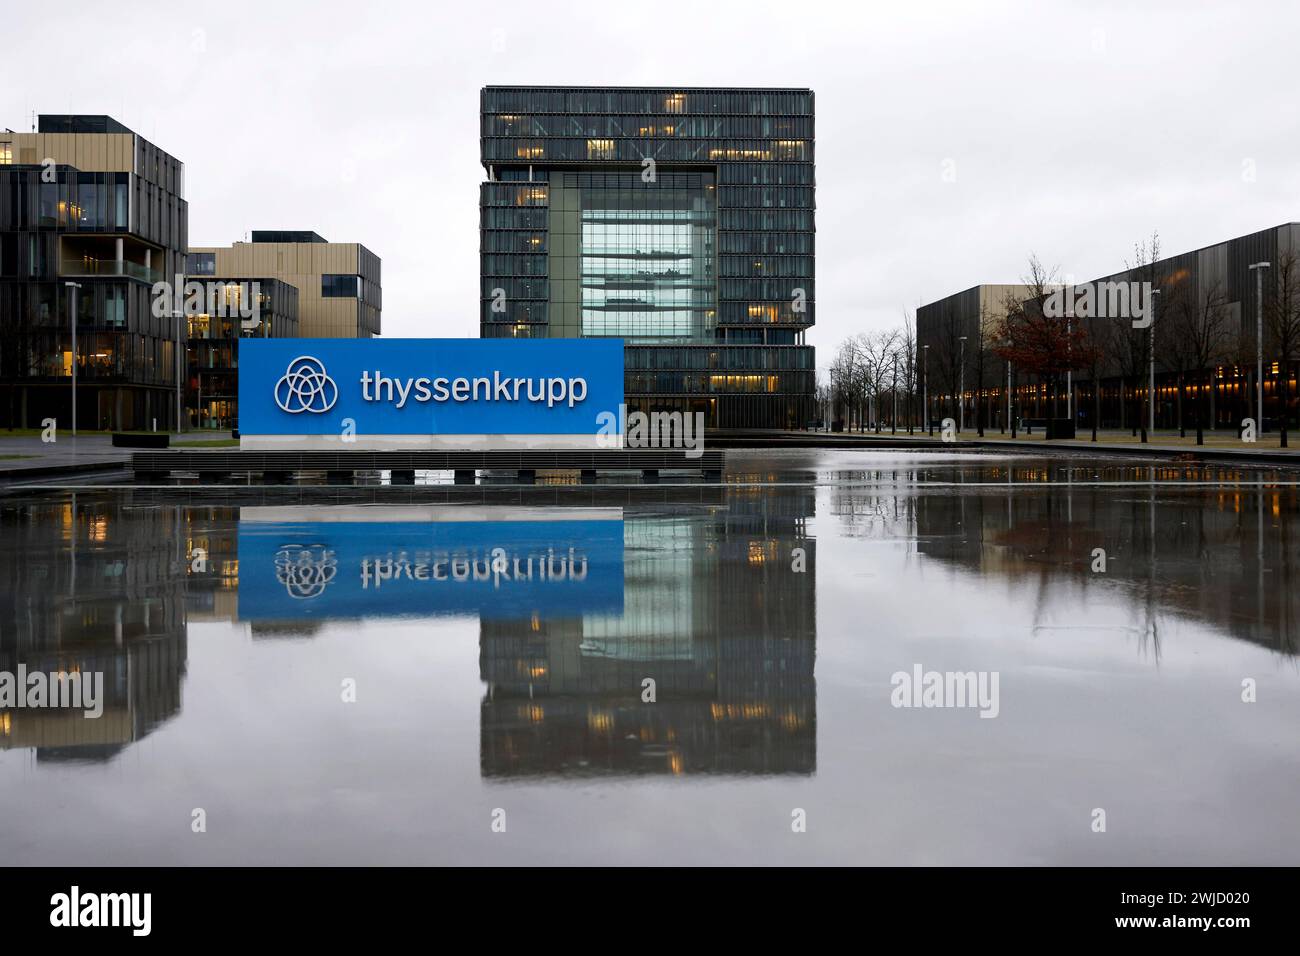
[930,304,966,428]
[1167,276,1230,445]
[852,331,891,433]
[1079,312,1108,441]
[973,303,1000,436]
[1265,249,1300,448]
[898,312,918,434]
[1121,232,1161,442]
[830,338,863,430]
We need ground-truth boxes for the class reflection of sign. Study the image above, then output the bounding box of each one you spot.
[239,518,624,621]
[274,544,338,598]
[274,356,338,414]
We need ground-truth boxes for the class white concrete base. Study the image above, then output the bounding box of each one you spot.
[239,433,622,451]
[239,505,624,522]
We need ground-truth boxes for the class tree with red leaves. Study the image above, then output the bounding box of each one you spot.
[992,256,1100,423]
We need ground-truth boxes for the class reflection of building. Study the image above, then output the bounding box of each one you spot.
[479,87,816,428]
[0,494,190,760]
[480,487,817,777]
[0,115,188,430]
[909,460,1300,655]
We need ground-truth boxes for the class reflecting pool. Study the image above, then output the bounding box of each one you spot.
[2,450,1298,864]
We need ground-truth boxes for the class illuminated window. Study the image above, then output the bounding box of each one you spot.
[664,93,686,113]
[514,186,548,206]
[586,139,615,160]
[0,142,11,164]
[708,148,771,161]
[516,144,544,159]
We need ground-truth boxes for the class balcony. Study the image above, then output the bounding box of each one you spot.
[59,236,162,284]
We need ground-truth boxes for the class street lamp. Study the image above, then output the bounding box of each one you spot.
[1149,288,1160,439]
[1249,262,1270,428]
[64,281,81,436]
[1066,312,1072,425]
[891,353,898,435]
[1006,358,1012,434]
[173,309,184,434]
[922,344,930,436]
[958,335,968,432]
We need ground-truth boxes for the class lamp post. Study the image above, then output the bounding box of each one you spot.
[1149,288,1160,439]
[1006,359,1012,434]
[958,335,968,432]
[1066,312,1072,426]
[891,354,898,435]
[64,281,81,436]
[173,309,184,434]
[923,345,930,436]
[1249,262,1270,428]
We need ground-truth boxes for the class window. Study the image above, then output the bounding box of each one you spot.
[0,142,11,164]
[189,253,216,276]
[322,274,360,297]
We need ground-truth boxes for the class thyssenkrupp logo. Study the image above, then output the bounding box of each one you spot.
[275,356,338,414]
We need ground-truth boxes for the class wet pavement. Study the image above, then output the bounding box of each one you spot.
[2,449,1298,864]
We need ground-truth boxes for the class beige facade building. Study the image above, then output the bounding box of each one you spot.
[188,231,380,338]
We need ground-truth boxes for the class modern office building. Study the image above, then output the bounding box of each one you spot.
[917,223,1300,432]
[479,86,816,428]
[915,284,1034,427]
[183,277,298,429]
[0,115,188,430]
[188,230,381,339]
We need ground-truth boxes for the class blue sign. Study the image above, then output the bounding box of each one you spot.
[238,338,625,436]
[237,517,625,621]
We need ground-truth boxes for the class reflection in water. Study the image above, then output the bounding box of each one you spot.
[2,452,1299,865]
[0,486,818,778]
[0,496,188,761]
[480,490,817,778]
[887,461,1300,657]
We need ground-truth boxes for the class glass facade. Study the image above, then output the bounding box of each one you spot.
[480,87,815,428]
[184,277,299,430]
[321,273,361,298]
[0,121,188,430]
[560,171,715,339]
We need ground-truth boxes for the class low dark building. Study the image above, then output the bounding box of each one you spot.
[917,223,1300,433]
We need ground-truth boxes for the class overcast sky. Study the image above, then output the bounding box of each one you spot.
[6,0,1298,371]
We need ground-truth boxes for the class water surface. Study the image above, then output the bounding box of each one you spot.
[2,449,1298,865]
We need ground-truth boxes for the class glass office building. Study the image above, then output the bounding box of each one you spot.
[0,116,188,430]
[480,87,815,428]
[183,277,299,430]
